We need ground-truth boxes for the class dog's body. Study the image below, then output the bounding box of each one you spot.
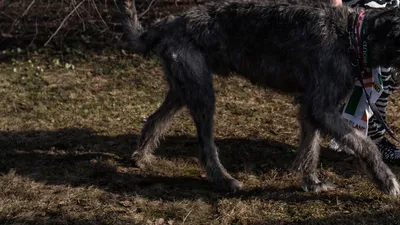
[118,0,400,196]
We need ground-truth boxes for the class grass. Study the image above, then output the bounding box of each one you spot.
[0,47,400,225]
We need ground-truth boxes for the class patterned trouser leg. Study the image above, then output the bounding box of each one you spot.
[367,67,399,141]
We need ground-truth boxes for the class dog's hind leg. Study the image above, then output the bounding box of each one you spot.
[167,48,242,192]
[132,90,183,168]
[293,105,336,192]
[189,96,241,191]
[185,80,242,192]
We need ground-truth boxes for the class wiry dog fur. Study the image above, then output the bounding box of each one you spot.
[117,0,400,196]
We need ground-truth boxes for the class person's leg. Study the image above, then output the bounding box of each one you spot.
[368,67,400,161]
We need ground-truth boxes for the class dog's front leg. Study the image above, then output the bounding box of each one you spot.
[293,106,336,192]
[313,108,400,196]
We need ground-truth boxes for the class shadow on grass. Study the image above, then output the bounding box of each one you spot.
[0,127,368,203]
[260,208,400,225]
[1,209,399,225]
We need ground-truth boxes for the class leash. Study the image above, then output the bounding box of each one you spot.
[347,11,400,143]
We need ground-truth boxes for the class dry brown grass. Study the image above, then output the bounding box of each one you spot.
[0,48,400,225]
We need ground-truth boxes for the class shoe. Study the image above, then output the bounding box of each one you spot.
[376,137,400,161]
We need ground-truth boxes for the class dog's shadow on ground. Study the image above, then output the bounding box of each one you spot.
[0,208,398,225]
[0,127,368,203]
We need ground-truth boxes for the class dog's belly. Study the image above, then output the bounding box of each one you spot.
[212,65,305,93]
[212,58,306,93]
[244,72,304,93]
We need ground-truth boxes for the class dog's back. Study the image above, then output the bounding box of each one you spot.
[148,2,351,91]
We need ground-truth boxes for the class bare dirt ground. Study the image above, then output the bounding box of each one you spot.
[0,48,400,225]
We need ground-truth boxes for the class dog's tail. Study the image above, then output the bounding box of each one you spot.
[117,0,148,54]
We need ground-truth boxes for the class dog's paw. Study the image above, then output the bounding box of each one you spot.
[228,179,243,193]
[302,182,336,193]
[215,177,242,193]
[131,152,156,169]
[383,177,400,197]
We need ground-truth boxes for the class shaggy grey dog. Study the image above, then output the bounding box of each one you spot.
[117,0,400,196]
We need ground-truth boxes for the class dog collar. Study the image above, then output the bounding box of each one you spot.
[347,11,364,68]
